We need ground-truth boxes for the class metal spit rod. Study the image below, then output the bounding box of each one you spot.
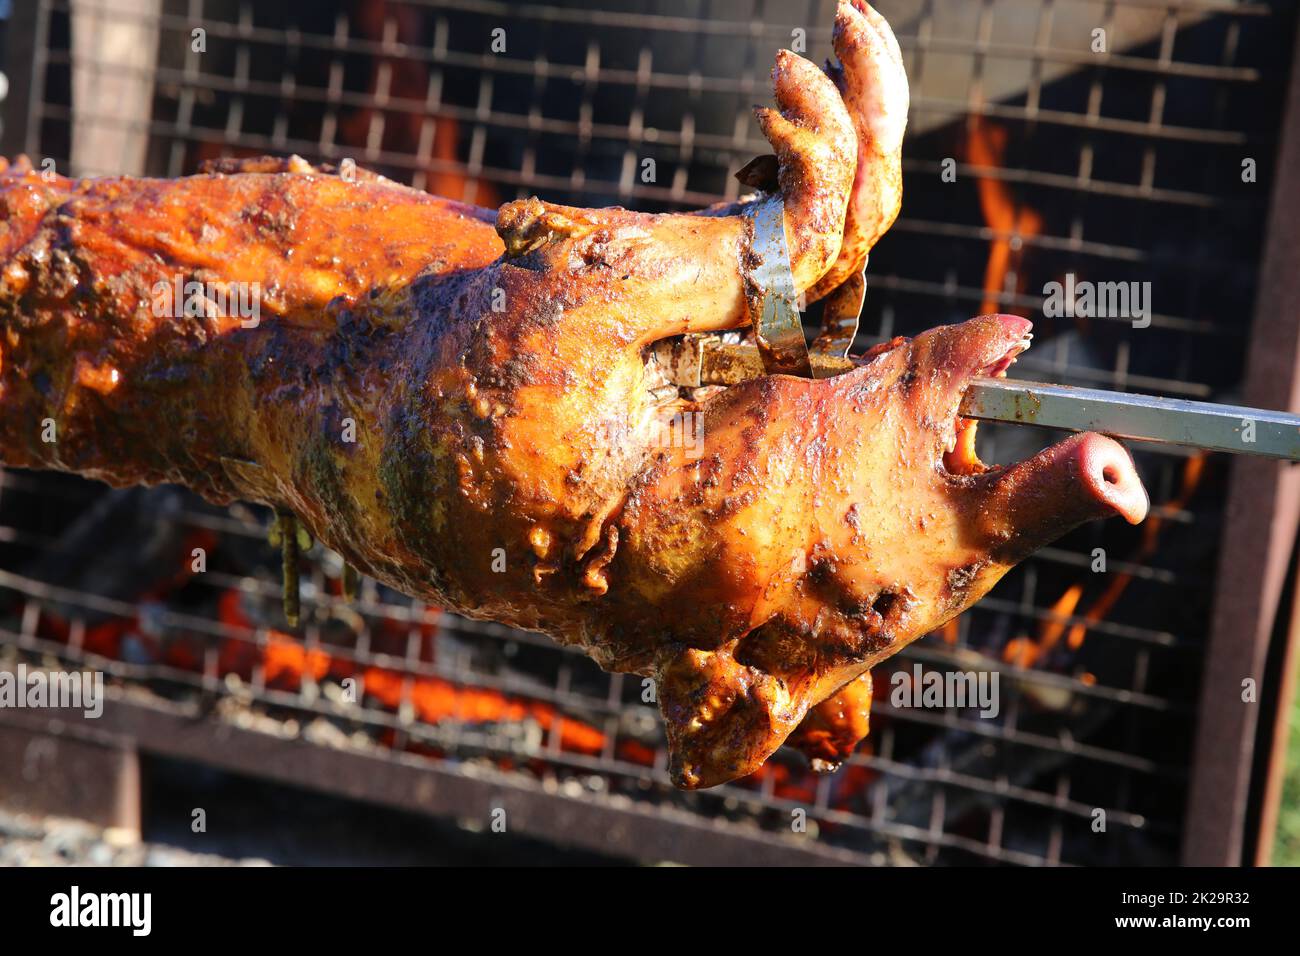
[961,378,1300,462]
[666,338,1300,461]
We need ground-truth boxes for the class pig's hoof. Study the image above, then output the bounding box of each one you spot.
[807,0,910,301]
[753,49,856,294]
[655,644,808,789]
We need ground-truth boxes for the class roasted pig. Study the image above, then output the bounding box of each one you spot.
[0,2,1147,787]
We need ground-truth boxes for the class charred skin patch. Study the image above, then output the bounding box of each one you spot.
[945,558,989,601]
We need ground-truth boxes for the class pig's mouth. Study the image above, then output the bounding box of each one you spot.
[939,316,1149,525]
[940,326,1032,479]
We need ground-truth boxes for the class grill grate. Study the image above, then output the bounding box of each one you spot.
[1,0,1296,865]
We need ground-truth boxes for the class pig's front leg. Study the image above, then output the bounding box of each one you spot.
[492,41,857,328]
[807,0,908,301]
[692,1,907,306]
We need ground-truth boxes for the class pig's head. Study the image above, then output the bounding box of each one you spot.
[654,314,1149,788]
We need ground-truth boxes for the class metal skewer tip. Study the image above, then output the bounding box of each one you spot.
[960,377,1300,462]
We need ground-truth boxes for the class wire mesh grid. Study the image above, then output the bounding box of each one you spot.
[0,0,1295,864]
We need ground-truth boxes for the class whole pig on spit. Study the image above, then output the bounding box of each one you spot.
[0,2,1147,788]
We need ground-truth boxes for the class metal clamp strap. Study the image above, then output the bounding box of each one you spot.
[745,199,813,377]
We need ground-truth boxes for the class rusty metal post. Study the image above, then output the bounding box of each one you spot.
[1254,555,1300,865]
[0,718,141,835]
[1182,14,1300,865]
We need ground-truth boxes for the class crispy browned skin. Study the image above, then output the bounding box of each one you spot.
[0,3,1148,788]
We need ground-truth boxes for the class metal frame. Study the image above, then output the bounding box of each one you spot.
[1254,552,1300,865]
[0,697,865,866]
[0,0,43,159]
[0,553,1170,866]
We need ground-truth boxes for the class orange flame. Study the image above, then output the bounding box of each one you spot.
[1008,453,1208,665]
[341,0,499,207]
[1003,582,1085,668]
[938,617,961,645]
[263,633,332,687]
[361,667,606,754]
[1063,453,1206,649]
[968,119,1042,315]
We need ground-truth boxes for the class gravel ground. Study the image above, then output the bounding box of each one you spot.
[0,807,271,866]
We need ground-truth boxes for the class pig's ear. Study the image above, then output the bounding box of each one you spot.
[654,643,812,789]
[495,197,602,259]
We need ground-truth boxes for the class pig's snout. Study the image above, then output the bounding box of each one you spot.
[1074,432,1148,525]
[976,431,1149,564]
